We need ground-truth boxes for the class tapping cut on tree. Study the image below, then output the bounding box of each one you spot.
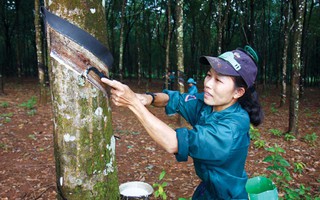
[42,7,113,96]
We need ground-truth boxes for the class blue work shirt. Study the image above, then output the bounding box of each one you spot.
[188,85,198,95]
[163,90,250,200]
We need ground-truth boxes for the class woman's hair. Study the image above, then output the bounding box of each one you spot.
[234,76,264,126]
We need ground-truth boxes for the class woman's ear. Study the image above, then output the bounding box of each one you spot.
[234,87,245,99]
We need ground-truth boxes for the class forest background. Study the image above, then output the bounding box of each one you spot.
[1,0,319,134]
[0,0,319,199]
[1,0,319,87]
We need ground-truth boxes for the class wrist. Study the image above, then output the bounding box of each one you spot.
[145,92,157,105]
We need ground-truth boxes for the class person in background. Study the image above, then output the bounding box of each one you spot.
[102,46,264,199]
[187,78,198,94]
[163,71,175,90]
[169,71,175,90]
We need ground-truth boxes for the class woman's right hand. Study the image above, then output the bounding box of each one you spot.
[101,78,139,109]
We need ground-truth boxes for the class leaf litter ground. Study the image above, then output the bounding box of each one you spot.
[0,78,319,199]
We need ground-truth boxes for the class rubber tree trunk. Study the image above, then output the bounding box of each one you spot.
[216,0,231,55]
[44,1,119,199]
[165,0,171,90]
[280,0,290,108]
[289,0,305,135]
[176,0,184,125]
[34,0,47,105]
[118,0,127,81]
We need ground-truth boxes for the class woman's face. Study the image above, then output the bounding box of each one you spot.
[204,68,243,111]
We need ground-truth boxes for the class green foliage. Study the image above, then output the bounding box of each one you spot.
[28,134,37,140]
[254,139,266,148]
[284,133,296,141]
[304,108,312,117]
[303,133,318,145]
[19,96,37,115]
[27,109,37,116]
[153,170,168,200]
[131,131,140,135]
[264,144,291,188]
[263,144,314,199]
[249,125,260,141]
[270,103,278,113]
[0,102,9,108]
[249,126,266,148]
[282,184,312,200]
[0,112,13,123]
[0,113,13,118]
[0,142,8,150]
[269,128,283,137]
[19,96,37,110]
[293,162,306,174]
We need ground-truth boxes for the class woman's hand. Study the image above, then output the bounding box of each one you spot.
[101,78,139,108]
[101,78,177,153]
[101,78,154,107]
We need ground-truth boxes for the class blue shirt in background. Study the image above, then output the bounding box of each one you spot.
[188,85,198,95]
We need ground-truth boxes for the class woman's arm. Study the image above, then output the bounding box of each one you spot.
[136,92,170,107]
[101,78,178,153]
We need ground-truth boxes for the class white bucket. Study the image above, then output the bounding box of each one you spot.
[119,181,154,200]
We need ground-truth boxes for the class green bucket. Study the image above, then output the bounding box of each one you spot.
[245,176,278,200]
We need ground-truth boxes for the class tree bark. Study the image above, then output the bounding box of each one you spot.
[137,33,142,85]
[280,0,291,107]
[176,0,184,125]
[44,1,119,199]
[165,0,172,90]
[176,0,184,92]
[119,0,127,81]
[289,0,305,135]
[15,0,22,79]
[34,0,47,104]
[0,0,13,95]
[299,0,309,96]
[216,0,231,55]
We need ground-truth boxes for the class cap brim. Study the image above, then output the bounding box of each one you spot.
[199,56,239,77]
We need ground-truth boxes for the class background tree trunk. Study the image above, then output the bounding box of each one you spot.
[176,0,184,125]
[119,0,127,81]
[165,0,172,90]
[34,0,47,104]
[0,0,13,95]
[289,0,305,135]
[280,0,291,107]
[14,0,22,79]
[44,1,119,199]
[137,31,142,86]
[216,0,231,54]
[176,0,184,93]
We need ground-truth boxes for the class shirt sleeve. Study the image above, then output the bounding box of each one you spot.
[162,90,205,126]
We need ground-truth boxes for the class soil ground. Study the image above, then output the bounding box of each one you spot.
[0,78,319,199]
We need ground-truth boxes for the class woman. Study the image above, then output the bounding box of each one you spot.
[101,46,263,199]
